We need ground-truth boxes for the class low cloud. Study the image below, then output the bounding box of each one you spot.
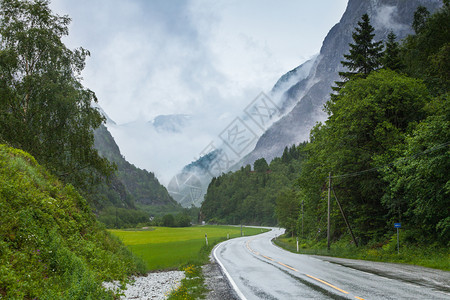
[374,5,408,32]
[49,0,348,184]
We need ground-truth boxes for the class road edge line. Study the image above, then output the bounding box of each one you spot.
[213,241,248,300]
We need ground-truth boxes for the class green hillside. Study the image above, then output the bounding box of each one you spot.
[92,125,183,228]
[201,145,305,226]
[0,145,145,299]
[93,124,177,207]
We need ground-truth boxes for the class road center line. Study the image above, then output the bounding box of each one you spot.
[245,236,367,299]
[261,254,274,261]
[277,261,298,272]
[306,274,349,294]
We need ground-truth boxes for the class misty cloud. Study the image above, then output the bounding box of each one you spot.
[374,5,408,32]
[49,0,348,185]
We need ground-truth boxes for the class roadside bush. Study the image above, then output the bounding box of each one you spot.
[175,214,192,227]
[162,214,175,227]
[160,214,192,227]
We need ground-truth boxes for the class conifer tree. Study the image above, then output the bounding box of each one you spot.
[412,5,430,34]
[333,14,383,91]
[382,31,403,71]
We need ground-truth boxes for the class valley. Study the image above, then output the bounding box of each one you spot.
[0,0,448,299]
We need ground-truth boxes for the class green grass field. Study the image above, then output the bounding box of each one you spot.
[110,225,267,271]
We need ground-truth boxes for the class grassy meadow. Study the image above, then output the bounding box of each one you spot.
[110,225,268,271]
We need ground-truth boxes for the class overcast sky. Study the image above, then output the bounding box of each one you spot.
[49,0,348,184]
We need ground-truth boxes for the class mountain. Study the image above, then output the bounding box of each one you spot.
[167,150,221,208]
[113,114,192,133]
[93,124,178,208]
[171,57,318,206]
[241,0,443,166]
[151,114,191,133]
[270,55,318,115]
[175,0,443,208]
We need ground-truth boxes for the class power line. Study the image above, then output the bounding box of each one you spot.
[329,141,450,179]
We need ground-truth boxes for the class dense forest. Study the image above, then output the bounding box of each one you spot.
[201,145,305,225]
[201,3,449,246]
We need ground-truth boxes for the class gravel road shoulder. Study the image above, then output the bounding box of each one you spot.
[103,270,184,299]
[202,260,237,300]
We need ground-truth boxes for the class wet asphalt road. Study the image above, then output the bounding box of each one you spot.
[213,228,450,300]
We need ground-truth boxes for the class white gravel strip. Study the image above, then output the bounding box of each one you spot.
[103,270,185,300]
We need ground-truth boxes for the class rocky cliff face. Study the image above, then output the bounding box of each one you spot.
[241,0,442,165]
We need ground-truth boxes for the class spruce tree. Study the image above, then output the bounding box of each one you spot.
[382,31,403,71]
[333,14,383,91]
[412,5,430,34]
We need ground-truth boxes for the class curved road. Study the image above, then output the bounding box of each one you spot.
[213,228,450,300]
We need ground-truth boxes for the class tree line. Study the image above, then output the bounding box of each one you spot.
[202,3,449,246]
[201,144,305,226]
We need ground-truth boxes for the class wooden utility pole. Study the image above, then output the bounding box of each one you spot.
[327,172,331,251]
[332,187,358,247]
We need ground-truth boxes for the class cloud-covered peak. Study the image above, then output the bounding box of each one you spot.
[151,114,192,133]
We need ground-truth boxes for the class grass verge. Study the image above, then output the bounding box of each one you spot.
[274,236,450,271]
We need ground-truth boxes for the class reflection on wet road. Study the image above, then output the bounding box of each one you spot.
[213,228,450,300]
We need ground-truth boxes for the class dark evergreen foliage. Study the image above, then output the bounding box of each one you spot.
[200,144,306,226]
[333,14,383,92]
[382,32,403,71]
[402,2,450,94]
[253,158,269,173]
[412,5,430,34]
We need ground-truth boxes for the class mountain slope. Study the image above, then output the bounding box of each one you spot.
[241,0,442,165]
[152,114,191,133]
[93,124,178,208]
